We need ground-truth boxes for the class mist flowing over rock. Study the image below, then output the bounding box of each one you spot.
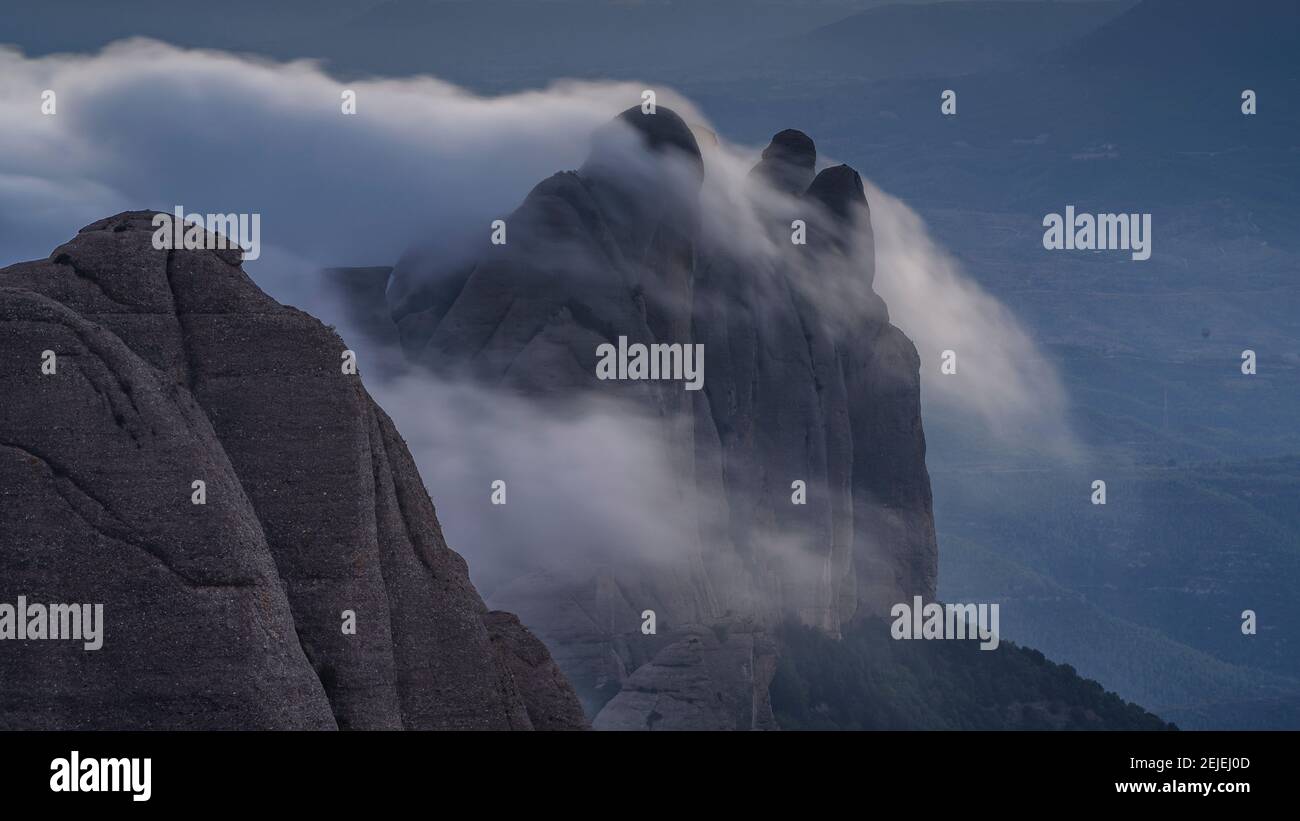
[383,107,939,726]
[0,213,586,730]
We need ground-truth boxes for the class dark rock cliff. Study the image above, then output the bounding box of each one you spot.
[383,107,940,726]
[0,213,586,729]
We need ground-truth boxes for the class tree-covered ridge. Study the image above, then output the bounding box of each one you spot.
[771,619,1174,731]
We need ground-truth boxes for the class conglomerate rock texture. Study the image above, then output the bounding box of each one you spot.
[0,213,586,730]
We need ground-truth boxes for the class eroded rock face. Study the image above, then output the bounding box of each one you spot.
[751,128,817,195]
[383,109,940,727]
[483,610,590,730]
[0,214,586,730]
[592,625,779,731]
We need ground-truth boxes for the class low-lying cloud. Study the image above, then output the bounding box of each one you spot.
[1,39,1078,588]
[868,183,1078,460]
[0,38,703,268]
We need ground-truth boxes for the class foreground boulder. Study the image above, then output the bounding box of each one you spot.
[0,213,586,730]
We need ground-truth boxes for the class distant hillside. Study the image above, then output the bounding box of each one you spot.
[696,1,1131,83]
[0,0,374,54]
[286,0,858,88]
[938,526,1300,730]
[771,618,1173,730]
[1061,0,1300,73]
[0,0,1137,92]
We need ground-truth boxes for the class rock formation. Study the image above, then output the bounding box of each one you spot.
[0,213,587,730]
[592,624,779,731]
[383,107,940,726]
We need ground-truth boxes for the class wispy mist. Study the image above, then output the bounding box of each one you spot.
[1,39,1078,589]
